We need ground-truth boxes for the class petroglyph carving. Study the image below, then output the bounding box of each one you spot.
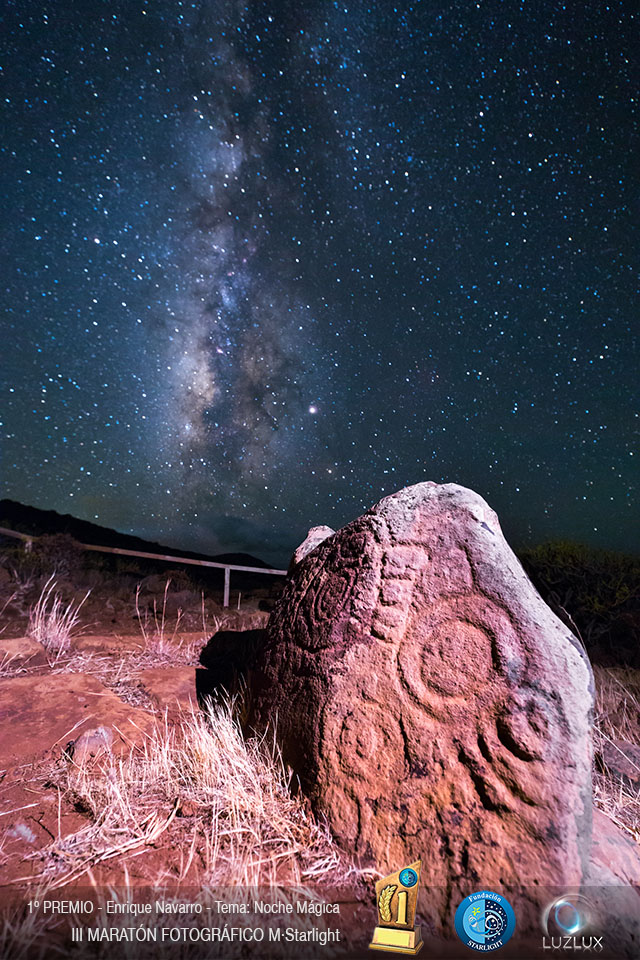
[250,483,594,933]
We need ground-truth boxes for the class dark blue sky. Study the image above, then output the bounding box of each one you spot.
[1,1,637,565]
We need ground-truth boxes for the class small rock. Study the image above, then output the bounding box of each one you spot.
[68,725,114,763]
[589,808,640,887]
[289,525,336,571]
[0,636,48,672]
[177,799,198,818]
[596,739,640,788]
[586,810,640,958]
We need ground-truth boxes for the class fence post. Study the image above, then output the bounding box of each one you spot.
[223,567,230,608]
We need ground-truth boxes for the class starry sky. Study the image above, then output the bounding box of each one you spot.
[1,1,637,565]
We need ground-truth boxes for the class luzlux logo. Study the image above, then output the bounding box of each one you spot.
[541,895,604,952]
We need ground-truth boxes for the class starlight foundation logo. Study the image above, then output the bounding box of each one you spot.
[454,890,516,952]
[369,860,423,955]
[541,894,604,952]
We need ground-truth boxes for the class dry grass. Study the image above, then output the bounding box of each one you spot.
[593,665,640,842]
[594,666,640,741]
[0,591,18,636]
[27,576,90,660]
[0,652,26,678]
[133,579,237,662]
[137,620,224,668]
[0,882,62,960]
[26,698,346,891]
[135,579,183,646]
[43,612,232,708]
[1,573,248,710]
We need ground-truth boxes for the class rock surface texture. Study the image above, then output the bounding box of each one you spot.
[289,524,336,571]
[250,482,594,929]
[586,811,640,958]
[0,673,155,769]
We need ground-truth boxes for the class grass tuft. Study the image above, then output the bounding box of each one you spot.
[29,698,346,890]
[593,665,640,842]
[0,883,59,960]
[27,576,90,660]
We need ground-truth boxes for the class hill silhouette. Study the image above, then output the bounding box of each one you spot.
[0,499,273,571]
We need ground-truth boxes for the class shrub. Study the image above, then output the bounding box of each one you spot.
[29,533,83,579]
[520,541,640,664]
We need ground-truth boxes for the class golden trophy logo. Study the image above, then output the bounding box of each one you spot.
[369,860,423,955]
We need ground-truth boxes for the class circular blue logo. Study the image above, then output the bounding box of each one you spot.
[455,891,516,952]
[399,868,418,888]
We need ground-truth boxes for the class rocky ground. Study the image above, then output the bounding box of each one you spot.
[0,550,638,957]
[0,573,270,892]
[0,565,363,952]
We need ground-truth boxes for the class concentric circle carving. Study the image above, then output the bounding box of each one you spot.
[332,703,403,782]
[398,615,494,702]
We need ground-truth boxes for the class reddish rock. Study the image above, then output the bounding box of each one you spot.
[0,635,48,672]
[586,810,640,958]
[72,632,146,656]
[0,673,155,769]
[250,482,594,932]
[589,808,640,887]
[136,666,201,716]
[596,739,640,789]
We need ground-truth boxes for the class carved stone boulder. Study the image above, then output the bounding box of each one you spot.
[249,482,594,928]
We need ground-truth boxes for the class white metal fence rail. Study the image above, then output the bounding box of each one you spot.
[0,526,287,607]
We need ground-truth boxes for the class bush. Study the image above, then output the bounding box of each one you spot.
[519,541,640,665]
[7,533,83,582]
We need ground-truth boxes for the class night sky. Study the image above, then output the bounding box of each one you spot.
[1,1,637,566]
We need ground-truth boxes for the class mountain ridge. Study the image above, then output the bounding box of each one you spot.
[0,499,273,570]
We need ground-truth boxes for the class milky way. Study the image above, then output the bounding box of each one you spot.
[1,1,637,564]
